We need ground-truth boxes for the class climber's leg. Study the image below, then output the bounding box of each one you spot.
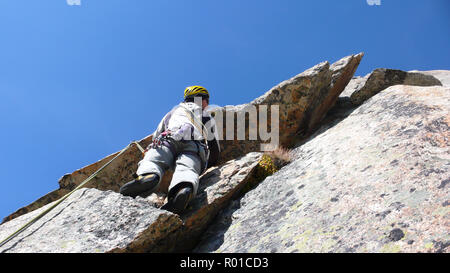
[163,151,201,213]
[119,173,160,198]
[120,144,175,197]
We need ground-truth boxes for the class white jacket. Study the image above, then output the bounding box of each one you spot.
[153,102,219,144]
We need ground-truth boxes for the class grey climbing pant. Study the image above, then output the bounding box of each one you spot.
[136,139,206,198]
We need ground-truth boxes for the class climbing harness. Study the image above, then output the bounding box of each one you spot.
[0,141,146,249]
[150,130,172,149]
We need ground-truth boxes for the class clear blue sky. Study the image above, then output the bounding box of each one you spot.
[0,0,449,221]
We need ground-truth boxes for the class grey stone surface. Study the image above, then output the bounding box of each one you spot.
[215,53,363,164]
[350,68,442,105]
[2,54,448,254]
[0,152,264,253]
[4,53,364,223]
[176,152,263,251]
[0,188,182,253]
[195,84,450,253]
[410,70,450,87]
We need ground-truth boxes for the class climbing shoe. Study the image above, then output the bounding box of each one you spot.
[119,173,159,198]
[162,184,193,214]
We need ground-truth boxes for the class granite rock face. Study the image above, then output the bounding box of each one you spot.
[349,68,442,105]
[195,84,450,253]
[0,188,183,253]
[3,53,363,223]
[412,70,450,87]
[174,152,263,251]
[0,153,264,253]
[2,53,448,253]
[215,53,363,164]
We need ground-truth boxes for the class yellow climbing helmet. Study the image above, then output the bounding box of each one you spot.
[184,85,210,101]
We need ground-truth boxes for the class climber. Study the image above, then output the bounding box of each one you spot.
[119,86,220,214]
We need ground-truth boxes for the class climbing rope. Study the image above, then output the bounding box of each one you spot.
[0,141,146,249]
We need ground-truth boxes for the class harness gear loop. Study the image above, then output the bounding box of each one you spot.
[150,131,172,149]
[0,141,145,249]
